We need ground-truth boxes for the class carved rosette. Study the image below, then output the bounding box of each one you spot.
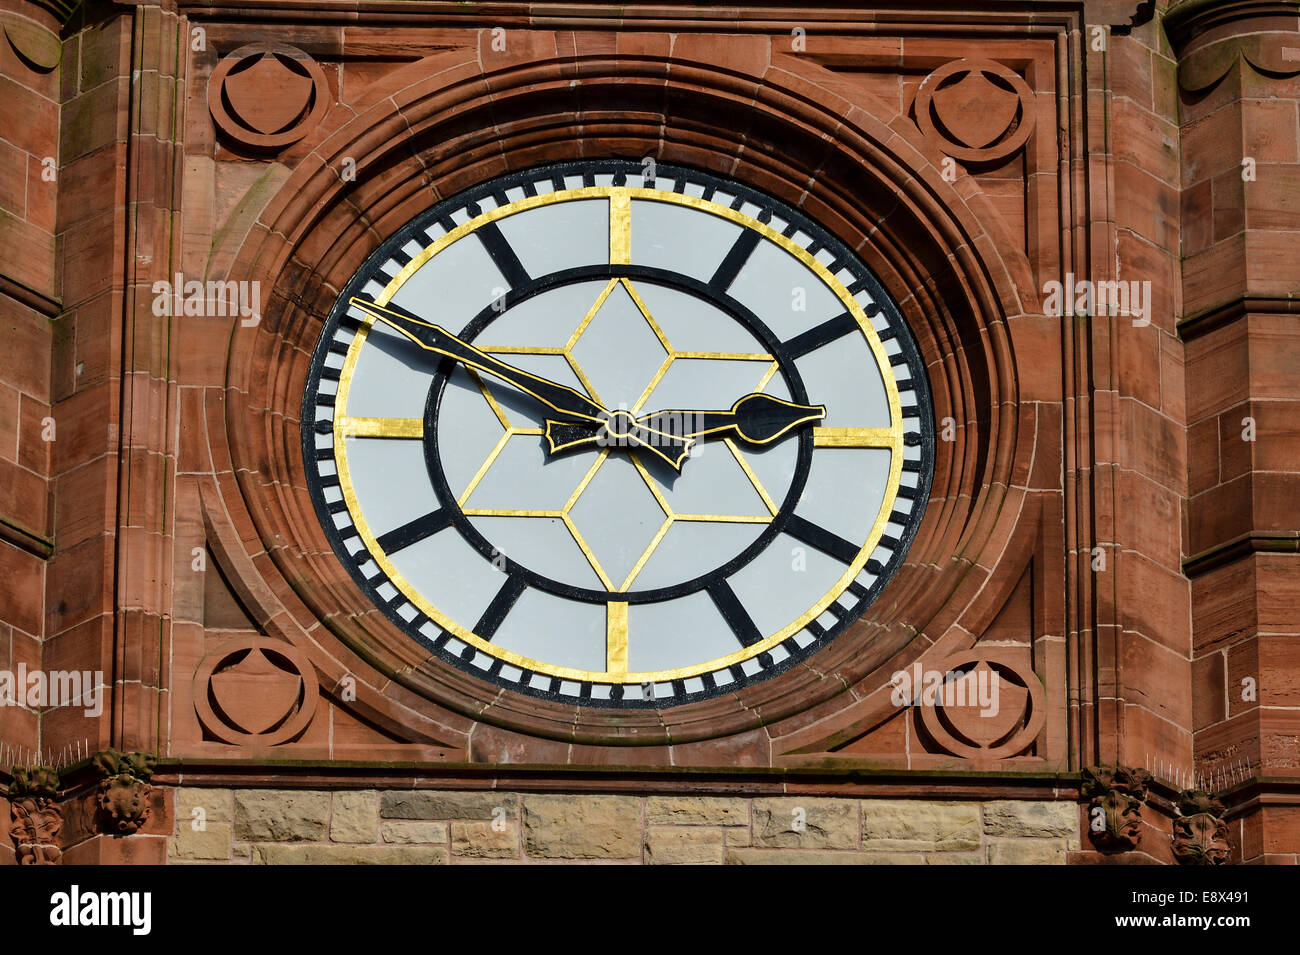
[8,766,62,865]
[1172,790,1230,866]
[208,42,329,152]
[93,751,157,836]
[1080,766,1151,852]
[914,58,1036,163]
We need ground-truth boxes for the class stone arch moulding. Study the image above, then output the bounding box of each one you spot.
[205,46,1051,754]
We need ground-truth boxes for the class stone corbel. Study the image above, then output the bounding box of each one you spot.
[1171,790,1231,865]
[8,766,63,865]
[93,750,157,836]
[1080,766,1152,852]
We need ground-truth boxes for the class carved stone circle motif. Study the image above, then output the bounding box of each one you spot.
[915,58,1036,163]
[915,651,1045,759]
[208,42,329,150]
[193,636,319,745]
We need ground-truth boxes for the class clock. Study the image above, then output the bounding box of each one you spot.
[302,160,932,707]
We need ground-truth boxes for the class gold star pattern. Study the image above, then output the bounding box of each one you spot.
[456,277,782,592]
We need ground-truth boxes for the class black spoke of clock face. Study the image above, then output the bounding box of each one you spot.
[782,311,860,360]
[301,159,934,708]
[709,229,761,293]
[475,573,527,641]
[375,508,453,554]
[784,513,862,566]
[707,578,764,648]
[474,221,531,290]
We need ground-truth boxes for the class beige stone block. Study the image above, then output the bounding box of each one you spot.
[982,800,1077,838]
[726,849,921,865]
[644,796,749,827]
[752,798,858,849]
[381,820,449,844]
[986,838,1068,864]
[381,790,518,820]
[725,828,751,847]
[861,800,981,851]
[923,851,985,865]
[331,790,378,844]
[233,790,330,842]
[253,844,449,865]
[523,794,641,859]
[175,788,232,826]
[451,820,518,858]
[168,822,232,861]
[644,826,725,864]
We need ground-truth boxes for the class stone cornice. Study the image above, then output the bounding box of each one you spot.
[168,0,1127,29]
[1177,294,1300,342]
[1165,0,1300,54]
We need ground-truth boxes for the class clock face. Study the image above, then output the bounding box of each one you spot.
[302,161,932,707]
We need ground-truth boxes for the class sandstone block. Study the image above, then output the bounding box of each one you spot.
[523,794,640,859]
[253,844,449,865]
[233,790,330,842]
[861,800,981,851]
[451,820,518,858]
[168,822,232,861]
[987,838,1068,865]
[753,798,857,849]
[381,790,518,820]
[381,820,449,844]
[644,796,749,827]
[982,800,1077,838]
[644,826,725,864]
[331,790,378,844]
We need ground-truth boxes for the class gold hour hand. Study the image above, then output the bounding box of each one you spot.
[348,296,606,424]
[639,393,826,446]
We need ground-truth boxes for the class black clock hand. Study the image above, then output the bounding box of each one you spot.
[349,296,606,423]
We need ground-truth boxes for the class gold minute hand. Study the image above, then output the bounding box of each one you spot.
[349,296,695,470]
[348,296,607,423]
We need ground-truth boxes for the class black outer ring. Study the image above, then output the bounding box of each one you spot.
[421,265,814,605]
[300,159,936,708]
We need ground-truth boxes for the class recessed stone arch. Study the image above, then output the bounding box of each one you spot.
[208,47,1044,748]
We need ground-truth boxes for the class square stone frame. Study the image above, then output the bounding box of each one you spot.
[32,0,1186,808]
